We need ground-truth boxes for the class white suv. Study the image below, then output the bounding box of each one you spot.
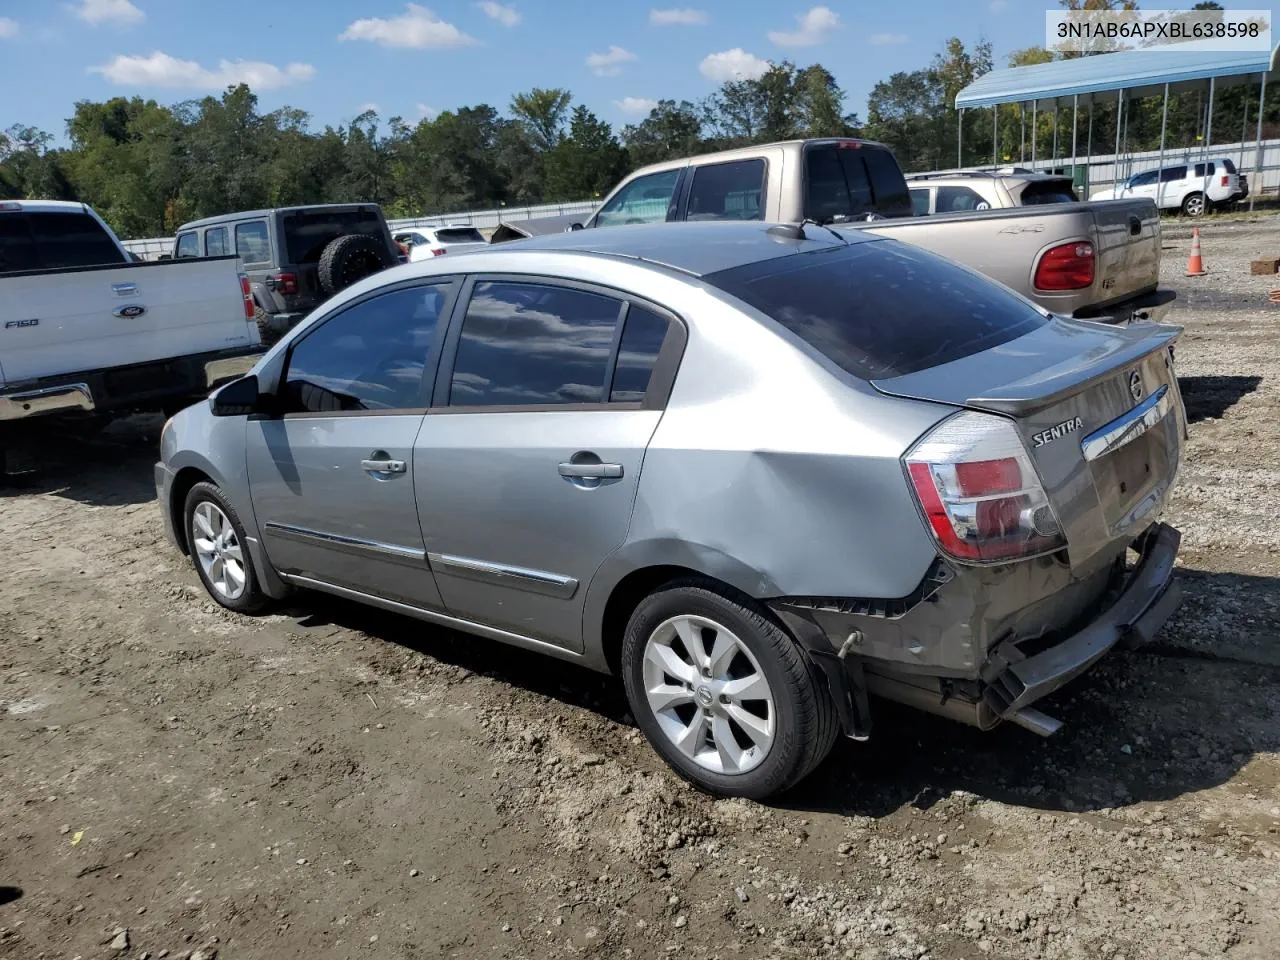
[393,224,488,262]
[1092,158,1246,216]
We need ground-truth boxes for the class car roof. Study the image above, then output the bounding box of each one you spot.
[0,199,92,214]
[176,203,381,232]
[457,220,880,277]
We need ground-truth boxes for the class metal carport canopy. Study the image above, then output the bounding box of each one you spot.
[956,44,1280,108]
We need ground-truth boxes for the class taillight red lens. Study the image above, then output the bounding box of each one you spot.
[1034,241,1094,291]
[239,275,254,320]
[905,412,1066,564]
[270,272,298,295]
[1221,175,1229,187]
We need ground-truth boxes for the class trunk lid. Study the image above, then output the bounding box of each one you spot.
[875,318,1185,572]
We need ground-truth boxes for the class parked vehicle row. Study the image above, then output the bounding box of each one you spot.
[394,224,489,261]
[905,170,1079,214]
[158,219,1187,799]
[1090,156,1247,216]
[0,199,262,475]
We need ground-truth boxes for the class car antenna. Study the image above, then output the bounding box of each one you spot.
[800,217,849,244]
[766,219,849,244]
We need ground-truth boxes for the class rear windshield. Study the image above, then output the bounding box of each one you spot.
[706,240,1048,381]
[1222,158,1238,174]
[804,143,913,223]
[0,211,125,273]
[435,227,485,244]
[283,209,386,263]
[1020,179,1079,205]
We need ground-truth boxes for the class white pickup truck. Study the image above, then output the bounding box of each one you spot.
[1,200,263,472]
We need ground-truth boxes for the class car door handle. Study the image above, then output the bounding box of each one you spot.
[111,282,138,297]
[558,462,623,479]
[361,458,406,474]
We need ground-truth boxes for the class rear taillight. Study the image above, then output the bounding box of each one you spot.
[431,247,447,257]
[239,275,255,320]
[1034,241,1094,291]
[269,271,298,295]
[905,411,1065,564]
[1220,175,1230,187]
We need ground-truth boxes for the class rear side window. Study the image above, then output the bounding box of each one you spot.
[24,213,125,269]
[936,186,989,212]
[235,221,270,263]
[175,232,200,259]
[1020,180,1079,205]
[804,143,911,223]
[610,305,670,402]
[686,159,765,221]
[283,210,386,263]
[1161,165,1187,182]
[1193,162,1215,177]
[910,189,930,216]
[0,215,39,272]
[1222,158,1238,174]
[283,284,449,413]
[205,226,230,257]
[449,281,623,406]
[595,169,680,227]
[706,241,1047,381]
[435,227,485,244]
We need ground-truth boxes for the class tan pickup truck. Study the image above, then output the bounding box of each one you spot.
[560,139,1174,326]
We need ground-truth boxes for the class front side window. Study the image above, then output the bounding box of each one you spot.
[205,226,229,257]
[1129,171,1159,188]
[936,186,989,212]
[595,169,681,227]
[175,232,199,258]
[685,160,765,221]
[282,284,449,413]
[610,305,670,402]
[449,281,623,407]
[235,221,271,263]
[707,240,1047,382]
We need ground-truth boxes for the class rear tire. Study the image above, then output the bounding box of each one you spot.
[621,578,838,800]
[183,481,268,614]
[1182,192,1206,217]
[317,234,393,297]
[253,305,278,346]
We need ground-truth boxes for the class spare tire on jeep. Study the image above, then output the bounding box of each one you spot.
[317,234,394,296]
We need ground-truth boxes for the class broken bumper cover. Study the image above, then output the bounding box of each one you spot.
[981,522,1181,731]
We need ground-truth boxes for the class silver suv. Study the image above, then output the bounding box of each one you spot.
[156,221,1185,798]
[906,170,1079,215]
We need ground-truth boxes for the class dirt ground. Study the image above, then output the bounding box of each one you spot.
[2,220,1279,960]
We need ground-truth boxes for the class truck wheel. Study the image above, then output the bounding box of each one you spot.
[1182,192,1206,217]
[253,305,279,346]
[620,578,839,800]
[317,234,393,297]
[183,481,269,614]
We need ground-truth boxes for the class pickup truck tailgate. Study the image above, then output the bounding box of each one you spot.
[873,318,1186,573]
[2,258,255,385]
[1085,198,1161,313]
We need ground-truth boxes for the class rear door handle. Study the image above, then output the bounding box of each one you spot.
[558,462,623,479]
[361,458,406,474]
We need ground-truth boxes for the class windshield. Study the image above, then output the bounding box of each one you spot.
[706,240,1047,381]
[435,227,486,244]
[283,209,387,263]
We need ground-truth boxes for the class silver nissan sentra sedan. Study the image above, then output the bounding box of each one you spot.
[156,220,1186,799]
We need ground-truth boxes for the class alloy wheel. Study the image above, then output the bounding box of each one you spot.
[191,500,247,601]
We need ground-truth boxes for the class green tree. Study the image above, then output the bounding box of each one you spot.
[543,105,627,200]
[620,100,703,168]
[509,87,572,151]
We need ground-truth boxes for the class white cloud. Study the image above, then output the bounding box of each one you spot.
[0,17,18,38]
[586,45,637,77]
[989,0,1009,10]
[699,48,769,82]
[650,8,707,26]
[74,0,145,26]
[417,103,439,119]
[340,4,475,49]
[869,32,908,45]
[477,1,520,26]
[768,5,839,48]
[615,96,659,115]
[91,51,316,90]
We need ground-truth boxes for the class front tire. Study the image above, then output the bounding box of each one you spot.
[621,579,838,799]
[183,481,268,614]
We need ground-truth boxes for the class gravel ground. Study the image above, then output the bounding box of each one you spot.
[2,222,1279,960]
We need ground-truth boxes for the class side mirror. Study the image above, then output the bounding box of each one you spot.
[568,222,585,232]
[210,374,261,417]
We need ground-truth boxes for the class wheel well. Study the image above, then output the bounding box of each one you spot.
[600,564,727,674]
[168,467,212,555]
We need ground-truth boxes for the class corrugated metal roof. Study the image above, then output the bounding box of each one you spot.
[956,45,1280,109]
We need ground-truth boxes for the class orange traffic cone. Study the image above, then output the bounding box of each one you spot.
[1185,227,1207,277]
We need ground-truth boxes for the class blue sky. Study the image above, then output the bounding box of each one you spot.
[0,0,1261,142]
